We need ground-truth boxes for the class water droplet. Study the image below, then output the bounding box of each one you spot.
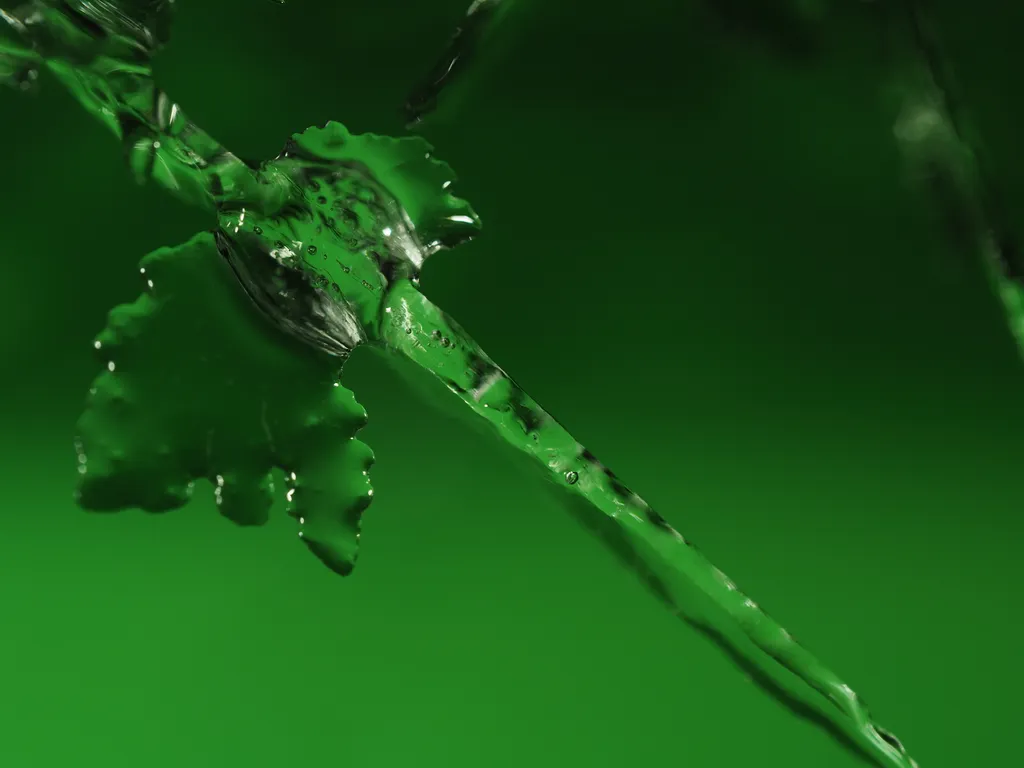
[565,470,579,485]
[253,226,263,235]
[307,245,317,255]
[441,337,451,347]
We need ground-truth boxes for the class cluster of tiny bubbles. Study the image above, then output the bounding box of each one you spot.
[74,437,87,476]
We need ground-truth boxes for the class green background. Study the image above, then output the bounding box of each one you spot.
[1,1,1021,766]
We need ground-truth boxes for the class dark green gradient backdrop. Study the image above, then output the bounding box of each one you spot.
[1,2,1021,767]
